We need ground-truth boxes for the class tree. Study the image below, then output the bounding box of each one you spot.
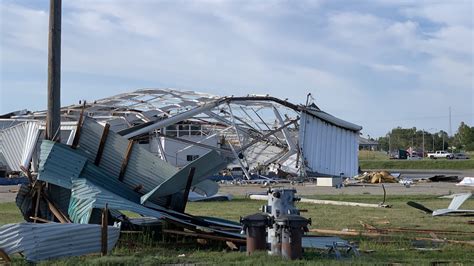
[453,122,474,151]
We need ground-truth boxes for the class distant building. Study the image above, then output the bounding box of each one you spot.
[359,136,379,151]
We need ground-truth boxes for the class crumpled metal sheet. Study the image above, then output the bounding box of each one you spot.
[77,118,177,192]
[69,178,165,224]
[140,149,228,203]
[0,121,40,171]
[0,222,120,262]
[38,140,87,189]
[69,178,243,239]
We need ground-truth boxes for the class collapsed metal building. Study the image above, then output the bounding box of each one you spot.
[0,88,362,262]
[0,88,362,180]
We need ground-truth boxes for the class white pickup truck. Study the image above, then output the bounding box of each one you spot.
[427,151,454,159]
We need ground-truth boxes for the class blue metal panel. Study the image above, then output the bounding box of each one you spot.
[37,141,87,189]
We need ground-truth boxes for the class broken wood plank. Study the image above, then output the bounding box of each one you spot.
[71,101,86,149]
[94,123,110,166]
[29,216,51,223]
[33,184,41,223]
[20,165,34,184]
[119,140,134,182]
[309,228,382,237]
[163,229,246,244]
[361,222,474,236]
[43,194,70,223]
[101,204,109,256]
[415,237,474,246]
[0,248,11,263]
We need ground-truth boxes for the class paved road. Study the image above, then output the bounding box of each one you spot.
[0,185,18,203]
[1,168,473,203]
[361,169,474,179]
[219,182,474,196]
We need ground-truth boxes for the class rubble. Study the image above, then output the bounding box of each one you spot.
[353,171,398,184]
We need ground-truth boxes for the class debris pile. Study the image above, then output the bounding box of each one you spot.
[0,118,244,262]
[354,171,398,184]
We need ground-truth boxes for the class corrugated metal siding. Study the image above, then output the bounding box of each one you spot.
[0,121,40,171]
[69,179,242,238]
[77,118,225,201]
[141,150,228,203]
[77,118,177,193]
[38,141,141,203]
[68,178,166,224]
[299,112,359,177]
[37,141,87,189]
[0,222,120,262]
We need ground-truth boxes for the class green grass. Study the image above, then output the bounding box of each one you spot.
[358,150,390,161]
[0,202,23,225]
[2,195,474,265]
[359,159,474,170]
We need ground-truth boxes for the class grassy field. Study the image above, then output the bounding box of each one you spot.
[2,195,474,265]
[358,150,474,169]
[360,159,474,170]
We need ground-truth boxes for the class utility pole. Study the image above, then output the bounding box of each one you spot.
[422,129,425,158]
[449,106,452,137]
[45,0,62,142]
[388,132,391,155]
[432,135,435,151]
[442,134,445,151]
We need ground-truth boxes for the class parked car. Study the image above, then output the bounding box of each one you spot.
[453,153,470,159]
[427,150,454,159]
[407,154,422,160]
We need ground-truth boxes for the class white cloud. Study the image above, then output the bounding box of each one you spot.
[0,0,472,136]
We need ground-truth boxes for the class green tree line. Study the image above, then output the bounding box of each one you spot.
[377,122,474,152]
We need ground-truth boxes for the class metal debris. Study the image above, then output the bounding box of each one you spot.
[0,222,120,262]
[407,193,474,216]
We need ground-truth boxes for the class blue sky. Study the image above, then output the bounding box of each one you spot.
[1,0,473,137]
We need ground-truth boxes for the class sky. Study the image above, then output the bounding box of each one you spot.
[0,0,473,138]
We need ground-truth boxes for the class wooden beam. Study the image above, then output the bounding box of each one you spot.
[0,248,11,263]
[43,193,70,223]
[119,140,134,181]
[33,184,41,223]
[71,101,86,149]
[29,216,52,223]
[163,229,246,244]
[101,204,109,256]
[94,123,110,165]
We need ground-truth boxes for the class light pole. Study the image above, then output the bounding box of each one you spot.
[428,128,437,152]
[422,129,425,158]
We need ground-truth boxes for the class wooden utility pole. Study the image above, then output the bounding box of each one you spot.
[45,0,62,141]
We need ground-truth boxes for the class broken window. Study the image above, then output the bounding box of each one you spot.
[186,155,199,161]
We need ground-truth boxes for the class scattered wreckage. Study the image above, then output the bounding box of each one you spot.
[0,89,365,262]
[407,193,474,216]
[352,171,398,184]
[0,89,362,180]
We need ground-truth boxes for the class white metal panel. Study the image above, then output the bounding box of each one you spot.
[298,113,360,177]
[0,121,40,172]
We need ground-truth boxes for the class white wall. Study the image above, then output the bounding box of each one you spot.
[299,113,359,177]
